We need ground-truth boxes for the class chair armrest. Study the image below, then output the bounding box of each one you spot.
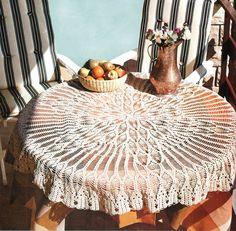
[184,60,213,85]
[57,54,81,75]
[110,49,138,65]
[1,117,18,127]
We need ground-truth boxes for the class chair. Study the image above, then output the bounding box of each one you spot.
[110,0,216,84]
[0,0,80,186]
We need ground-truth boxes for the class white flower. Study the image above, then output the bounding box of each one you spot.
[154,30,162,44]
[145,22,191,47]
[155,36,162,44]
[182,28,191,40]
[160,31,168,40]
[167,30,178,42]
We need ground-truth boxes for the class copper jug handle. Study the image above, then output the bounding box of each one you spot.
[147,43,157,62]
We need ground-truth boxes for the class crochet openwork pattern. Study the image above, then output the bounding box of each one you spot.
[9,73,236,215]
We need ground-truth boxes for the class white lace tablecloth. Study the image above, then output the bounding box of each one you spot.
[8,72,236,215]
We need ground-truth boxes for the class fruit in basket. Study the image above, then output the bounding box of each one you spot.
[79,67,90,77]
[97,77,105,81]
[86,75,95,80]
[115,66,126,77]
[106,70,119,80]
[102,61,115,71]
[89,59,99,69]
[78,59,127,92]
[78,59,127,82]
[91,65,105,79]
[99,60,107,65]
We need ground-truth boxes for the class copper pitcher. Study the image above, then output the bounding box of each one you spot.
[149,41,182,95]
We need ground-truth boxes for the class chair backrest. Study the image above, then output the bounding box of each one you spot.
[137,0,215,78]
[0,0,61,118]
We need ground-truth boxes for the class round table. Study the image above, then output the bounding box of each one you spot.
[8,72,236,216]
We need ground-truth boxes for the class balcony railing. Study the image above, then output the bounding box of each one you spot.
[218,0,236,109]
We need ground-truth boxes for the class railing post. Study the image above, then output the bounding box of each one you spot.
[218,0,236,108]
[228,0,236,93]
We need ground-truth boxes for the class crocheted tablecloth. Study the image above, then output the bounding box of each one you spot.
[8,72,236,215]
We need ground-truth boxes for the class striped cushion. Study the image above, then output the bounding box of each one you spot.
[0,0,61,118]
[0,82,59,118]
[137,0,215,78]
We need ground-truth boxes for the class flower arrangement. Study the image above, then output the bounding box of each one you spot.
[145,22,191,47]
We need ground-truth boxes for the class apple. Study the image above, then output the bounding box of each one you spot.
[89,59,99,69]
[97,77,105,81]
[79,67,90,77]
[86,75,95,80]
[102,61,115,71]
[107,70,119,80]
[115,66,126,77]
[99,60,107,65]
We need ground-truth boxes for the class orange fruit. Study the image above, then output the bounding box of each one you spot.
[91,65,104,79]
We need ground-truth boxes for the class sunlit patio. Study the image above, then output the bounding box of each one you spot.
[0,0,236,230]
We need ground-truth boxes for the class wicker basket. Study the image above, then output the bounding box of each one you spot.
[78,74,127,92]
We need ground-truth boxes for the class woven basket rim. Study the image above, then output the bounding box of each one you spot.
[77,74,127,92]
[78,74,127,81]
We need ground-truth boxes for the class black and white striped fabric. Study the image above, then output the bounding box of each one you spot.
[137,0,215,78]
[0,0,61,118]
